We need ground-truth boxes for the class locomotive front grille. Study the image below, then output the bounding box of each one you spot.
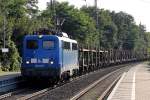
[22,67,60,78]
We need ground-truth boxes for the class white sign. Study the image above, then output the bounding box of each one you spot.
[1,48,9,53]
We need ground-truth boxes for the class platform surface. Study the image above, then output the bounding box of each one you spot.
[0,72,20,81]
[107,62,150,100]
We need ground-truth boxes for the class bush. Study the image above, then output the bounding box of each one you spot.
[8,40,21,71]
[0,40,21,72]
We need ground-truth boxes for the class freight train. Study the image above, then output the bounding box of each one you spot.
[21,32,149,81]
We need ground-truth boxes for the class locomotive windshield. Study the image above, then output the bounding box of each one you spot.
[43,40,54,49]
[26,40,38,49]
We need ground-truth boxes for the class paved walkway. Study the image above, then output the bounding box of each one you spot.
[107,62,150,100]
[0,72,20,80]
[0,72,20,76]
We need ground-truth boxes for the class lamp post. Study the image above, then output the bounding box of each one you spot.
[95,0,99,29]
[83,0,88,7]
[3,16,6,49]
[1,15,9,53]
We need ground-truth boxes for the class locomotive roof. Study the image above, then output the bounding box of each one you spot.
[24,35,77,43]
[58,36,77,43]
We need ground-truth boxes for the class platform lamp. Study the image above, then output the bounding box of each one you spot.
[83,0,88,7]
[1,15,9,53]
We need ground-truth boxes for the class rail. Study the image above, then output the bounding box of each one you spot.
[70,67,125,100]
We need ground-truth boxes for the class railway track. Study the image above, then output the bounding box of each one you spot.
[0,81,65,100]
[0,63,138,100]
[30,63,136,100]
[70,67,128,100]
[0,75,75,100]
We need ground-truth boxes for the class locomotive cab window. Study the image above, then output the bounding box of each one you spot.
[72,43,78,50]
[26,40,38,49]
[63,41,70,50]
[43,40,54,49]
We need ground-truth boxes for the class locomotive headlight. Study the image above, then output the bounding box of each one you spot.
[26,61,30,64]
[50,61,54,64]
[38,35,43,38]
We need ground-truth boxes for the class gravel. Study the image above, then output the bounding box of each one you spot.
[30,63,135,100]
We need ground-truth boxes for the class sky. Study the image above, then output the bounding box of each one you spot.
[38,0,150,32]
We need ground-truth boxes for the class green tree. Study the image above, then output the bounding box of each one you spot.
[0,0,29,71]
[110,12,135,50]
[81,7,118,48]
[42,2,98,45]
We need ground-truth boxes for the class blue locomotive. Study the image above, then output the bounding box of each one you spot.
[21,32,79,80]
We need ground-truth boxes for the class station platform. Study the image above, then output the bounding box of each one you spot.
[0,72,21,93]
[0,72,20,80]
[107,62,150,100]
